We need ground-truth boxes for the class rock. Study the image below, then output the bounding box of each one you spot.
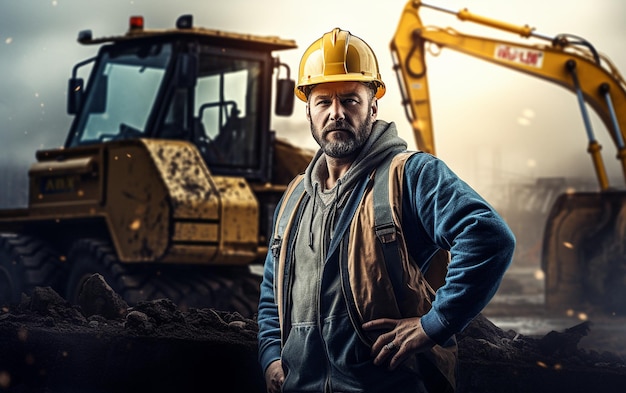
[125,310,154,333]
[130,298,183,325]
[538,321,591,356]
[19,286,87,325]
[77,274,128,320]
[28,286,66,313]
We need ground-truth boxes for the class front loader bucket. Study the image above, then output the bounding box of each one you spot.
[542,191,626,314]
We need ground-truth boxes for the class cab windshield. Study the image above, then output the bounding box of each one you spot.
[68,43,171,146]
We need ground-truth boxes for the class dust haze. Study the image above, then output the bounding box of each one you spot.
[1,1,625,251]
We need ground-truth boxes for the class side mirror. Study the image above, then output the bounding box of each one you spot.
[68,75,107,115]
[67,78,84,115]
[275,61,295,116]
[275,79,295,116]
[67,56,97,115]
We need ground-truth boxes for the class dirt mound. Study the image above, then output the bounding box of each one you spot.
[457,313,626,392]
[0,277,262,392]
[0,275,625,392]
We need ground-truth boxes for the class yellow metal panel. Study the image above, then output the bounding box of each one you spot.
[210,175,259,265]
[29,156,96,174]
[106,142,170,262]
[137,139,258,265]
[106,139,259,266]
[28,153,103,207]
[160,244,219,265]
[141,139,220,220]
[161,243,255,265]
[212,176,258,248]
[172,222,219,242]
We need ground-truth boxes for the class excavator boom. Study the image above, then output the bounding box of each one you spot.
[391,0,626,190]
[391,0,626,313]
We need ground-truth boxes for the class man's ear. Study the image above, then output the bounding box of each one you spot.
[306,104,311,121]
[371,99,378,118]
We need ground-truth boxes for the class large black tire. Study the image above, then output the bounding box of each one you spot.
[65,238,144,307]
[65,238,261,317]
[543,192,626,313]
[0,233,67,306]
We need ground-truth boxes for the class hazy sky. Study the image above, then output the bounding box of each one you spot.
[0,0,625,193]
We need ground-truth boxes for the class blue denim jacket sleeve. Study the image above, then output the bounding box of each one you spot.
[402,153,516,345]
[257,206,283,374]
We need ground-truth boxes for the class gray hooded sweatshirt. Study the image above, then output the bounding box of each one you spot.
[280,120,427,393]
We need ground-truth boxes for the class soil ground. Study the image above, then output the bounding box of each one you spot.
[0,273,625,392]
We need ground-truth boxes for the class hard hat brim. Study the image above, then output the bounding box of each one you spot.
[295,75,386,102]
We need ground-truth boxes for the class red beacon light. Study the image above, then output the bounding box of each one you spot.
[129,16,144,31]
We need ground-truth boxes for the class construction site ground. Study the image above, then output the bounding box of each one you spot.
[1,262,625,393]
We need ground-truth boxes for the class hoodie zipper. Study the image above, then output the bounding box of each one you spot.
[318,194,334,393]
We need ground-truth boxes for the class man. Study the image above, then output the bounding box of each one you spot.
[257,28,515,393]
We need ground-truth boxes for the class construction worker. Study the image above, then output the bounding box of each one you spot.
[257,28,515,393]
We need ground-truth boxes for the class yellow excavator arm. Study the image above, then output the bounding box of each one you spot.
[391,0,626,190]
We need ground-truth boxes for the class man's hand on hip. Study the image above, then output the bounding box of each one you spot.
[362,317,435,370]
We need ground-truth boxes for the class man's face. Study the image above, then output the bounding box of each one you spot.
[307,81,377,159]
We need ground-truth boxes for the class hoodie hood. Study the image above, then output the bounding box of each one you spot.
[304,120,407,200]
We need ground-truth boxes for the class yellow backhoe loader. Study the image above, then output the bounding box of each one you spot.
[0,15,313,317]
[391,0,626,313]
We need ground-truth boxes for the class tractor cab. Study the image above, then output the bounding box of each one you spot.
[65,15,297,181]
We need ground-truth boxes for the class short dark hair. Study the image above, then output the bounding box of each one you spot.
[363,82,378,99]
[302,85,316,100]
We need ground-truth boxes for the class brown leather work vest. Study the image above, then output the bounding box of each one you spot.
[273,151,457,392]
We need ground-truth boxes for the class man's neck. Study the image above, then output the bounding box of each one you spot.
[324,155,354,189]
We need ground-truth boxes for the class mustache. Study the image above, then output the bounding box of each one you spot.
[322,121,354,135]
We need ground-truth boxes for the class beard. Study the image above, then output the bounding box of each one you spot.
[310,115,373,159]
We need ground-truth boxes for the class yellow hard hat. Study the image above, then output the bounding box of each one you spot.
[295,28,386,102]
